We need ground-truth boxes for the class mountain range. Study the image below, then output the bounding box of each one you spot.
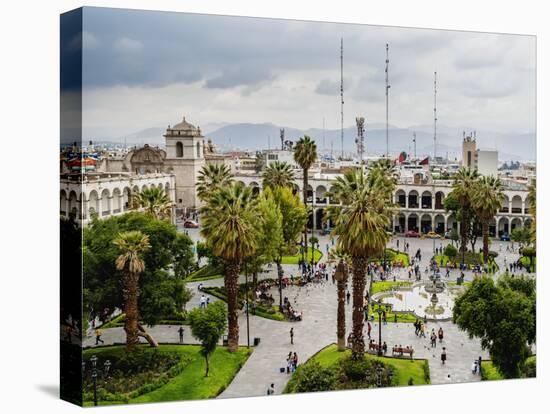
[100,122,535,162]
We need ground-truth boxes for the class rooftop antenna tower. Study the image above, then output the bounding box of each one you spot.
[340,38,344,159]
[385,43,391,157]
[433,71,438,161]
[356,117,365,165]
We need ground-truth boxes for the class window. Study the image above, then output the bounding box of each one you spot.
[176,142,183,157]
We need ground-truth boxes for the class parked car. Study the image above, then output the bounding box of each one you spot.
[500,233,510,241]
[405,230,420,238]
[425,231,442,239]
[183,219,199,228]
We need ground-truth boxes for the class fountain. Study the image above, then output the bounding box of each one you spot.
[371,278,466,321]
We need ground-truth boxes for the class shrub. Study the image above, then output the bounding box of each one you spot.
[292,362,337,393]
[444,244,457,258]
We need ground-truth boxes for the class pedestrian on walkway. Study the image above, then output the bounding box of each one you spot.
[95,328,104,345]
[178,326,184,344]
[441,347,447,365]
[290,327,294,344]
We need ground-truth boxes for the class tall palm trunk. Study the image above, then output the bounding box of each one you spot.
[351,256,367,359]
[482,221,489,264]
[337,279,346,351]
[302,167,309,267]
[460,207,469,254]
[276,260,284,311]
[123,271,140,351]
[225,259,241,352]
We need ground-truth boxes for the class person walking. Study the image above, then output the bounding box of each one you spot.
[178,326,185,344]
[95,328,104,345]
[290,327,294,345]
[441,347,447,365]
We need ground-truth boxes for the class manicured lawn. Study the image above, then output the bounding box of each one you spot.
[281,247,323,265]
[82,345,250,405]
[284,344,430,392]
[371,281,412,295]
[202,286,286,321]
[186,264,224,282]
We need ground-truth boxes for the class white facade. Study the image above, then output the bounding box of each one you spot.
[60,172,176,225]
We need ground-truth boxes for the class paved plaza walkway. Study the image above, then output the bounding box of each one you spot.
[84,234,532,397]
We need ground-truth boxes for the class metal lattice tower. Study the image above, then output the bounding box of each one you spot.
[385,43,391,157]
[356,117,365,164]
[340,38,345,159]
[433,71,438,161]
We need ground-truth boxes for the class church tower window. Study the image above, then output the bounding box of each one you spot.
[176,142,183,157]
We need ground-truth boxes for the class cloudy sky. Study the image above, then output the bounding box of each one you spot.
[78,7,535,140]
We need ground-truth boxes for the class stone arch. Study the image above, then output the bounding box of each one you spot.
[408,190,419,209]
[421,190,433,209]
[315,208,325,230]
[123,187,131,211]
[395,189,406,208]
[407,213,419,232]
[420,213,432,233]
[511,217,523,231]
[88,190,99,217]
[435,191,445,210]
[60,190,67,216]
[101,188,111,216]
[511,195,522,214]
[434,214,445,234]
[176,142,183,157]
[112,188,122,213]
[500,195,510,213]
[315,185,327,203]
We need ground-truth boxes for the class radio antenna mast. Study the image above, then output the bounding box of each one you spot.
[340,38,344,160]
[356,117,365,165]
[433,71,438,161]
[385,43,391,157]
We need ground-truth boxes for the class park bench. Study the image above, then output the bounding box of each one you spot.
[392,346,414,359]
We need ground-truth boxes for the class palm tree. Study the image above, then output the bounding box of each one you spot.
[133,187,174,220]
[262,161,295,190]
[113,230,152,351]
[330,169,390,359]
[329,247,351,351]
[528,178,536,244]
[294,136,317,264]
[196,164,233,202]
[452,167,479,255]
[472,176,504,263]
[200,183,260,352]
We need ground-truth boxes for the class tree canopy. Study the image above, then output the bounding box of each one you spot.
[83,212,195,326]
[453,275,536,378]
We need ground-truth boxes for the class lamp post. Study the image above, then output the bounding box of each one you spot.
[83,355,111,406]
[334,260,348,351]
[376,307,384,356]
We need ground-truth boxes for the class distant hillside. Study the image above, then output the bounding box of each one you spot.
[94,121,535,161]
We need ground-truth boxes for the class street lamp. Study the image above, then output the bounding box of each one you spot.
[83,355,111,406]
[376,307,384,356]
[334,260,348,351]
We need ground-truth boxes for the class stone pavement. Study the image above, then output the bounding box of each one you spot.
[85,235,532,397]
